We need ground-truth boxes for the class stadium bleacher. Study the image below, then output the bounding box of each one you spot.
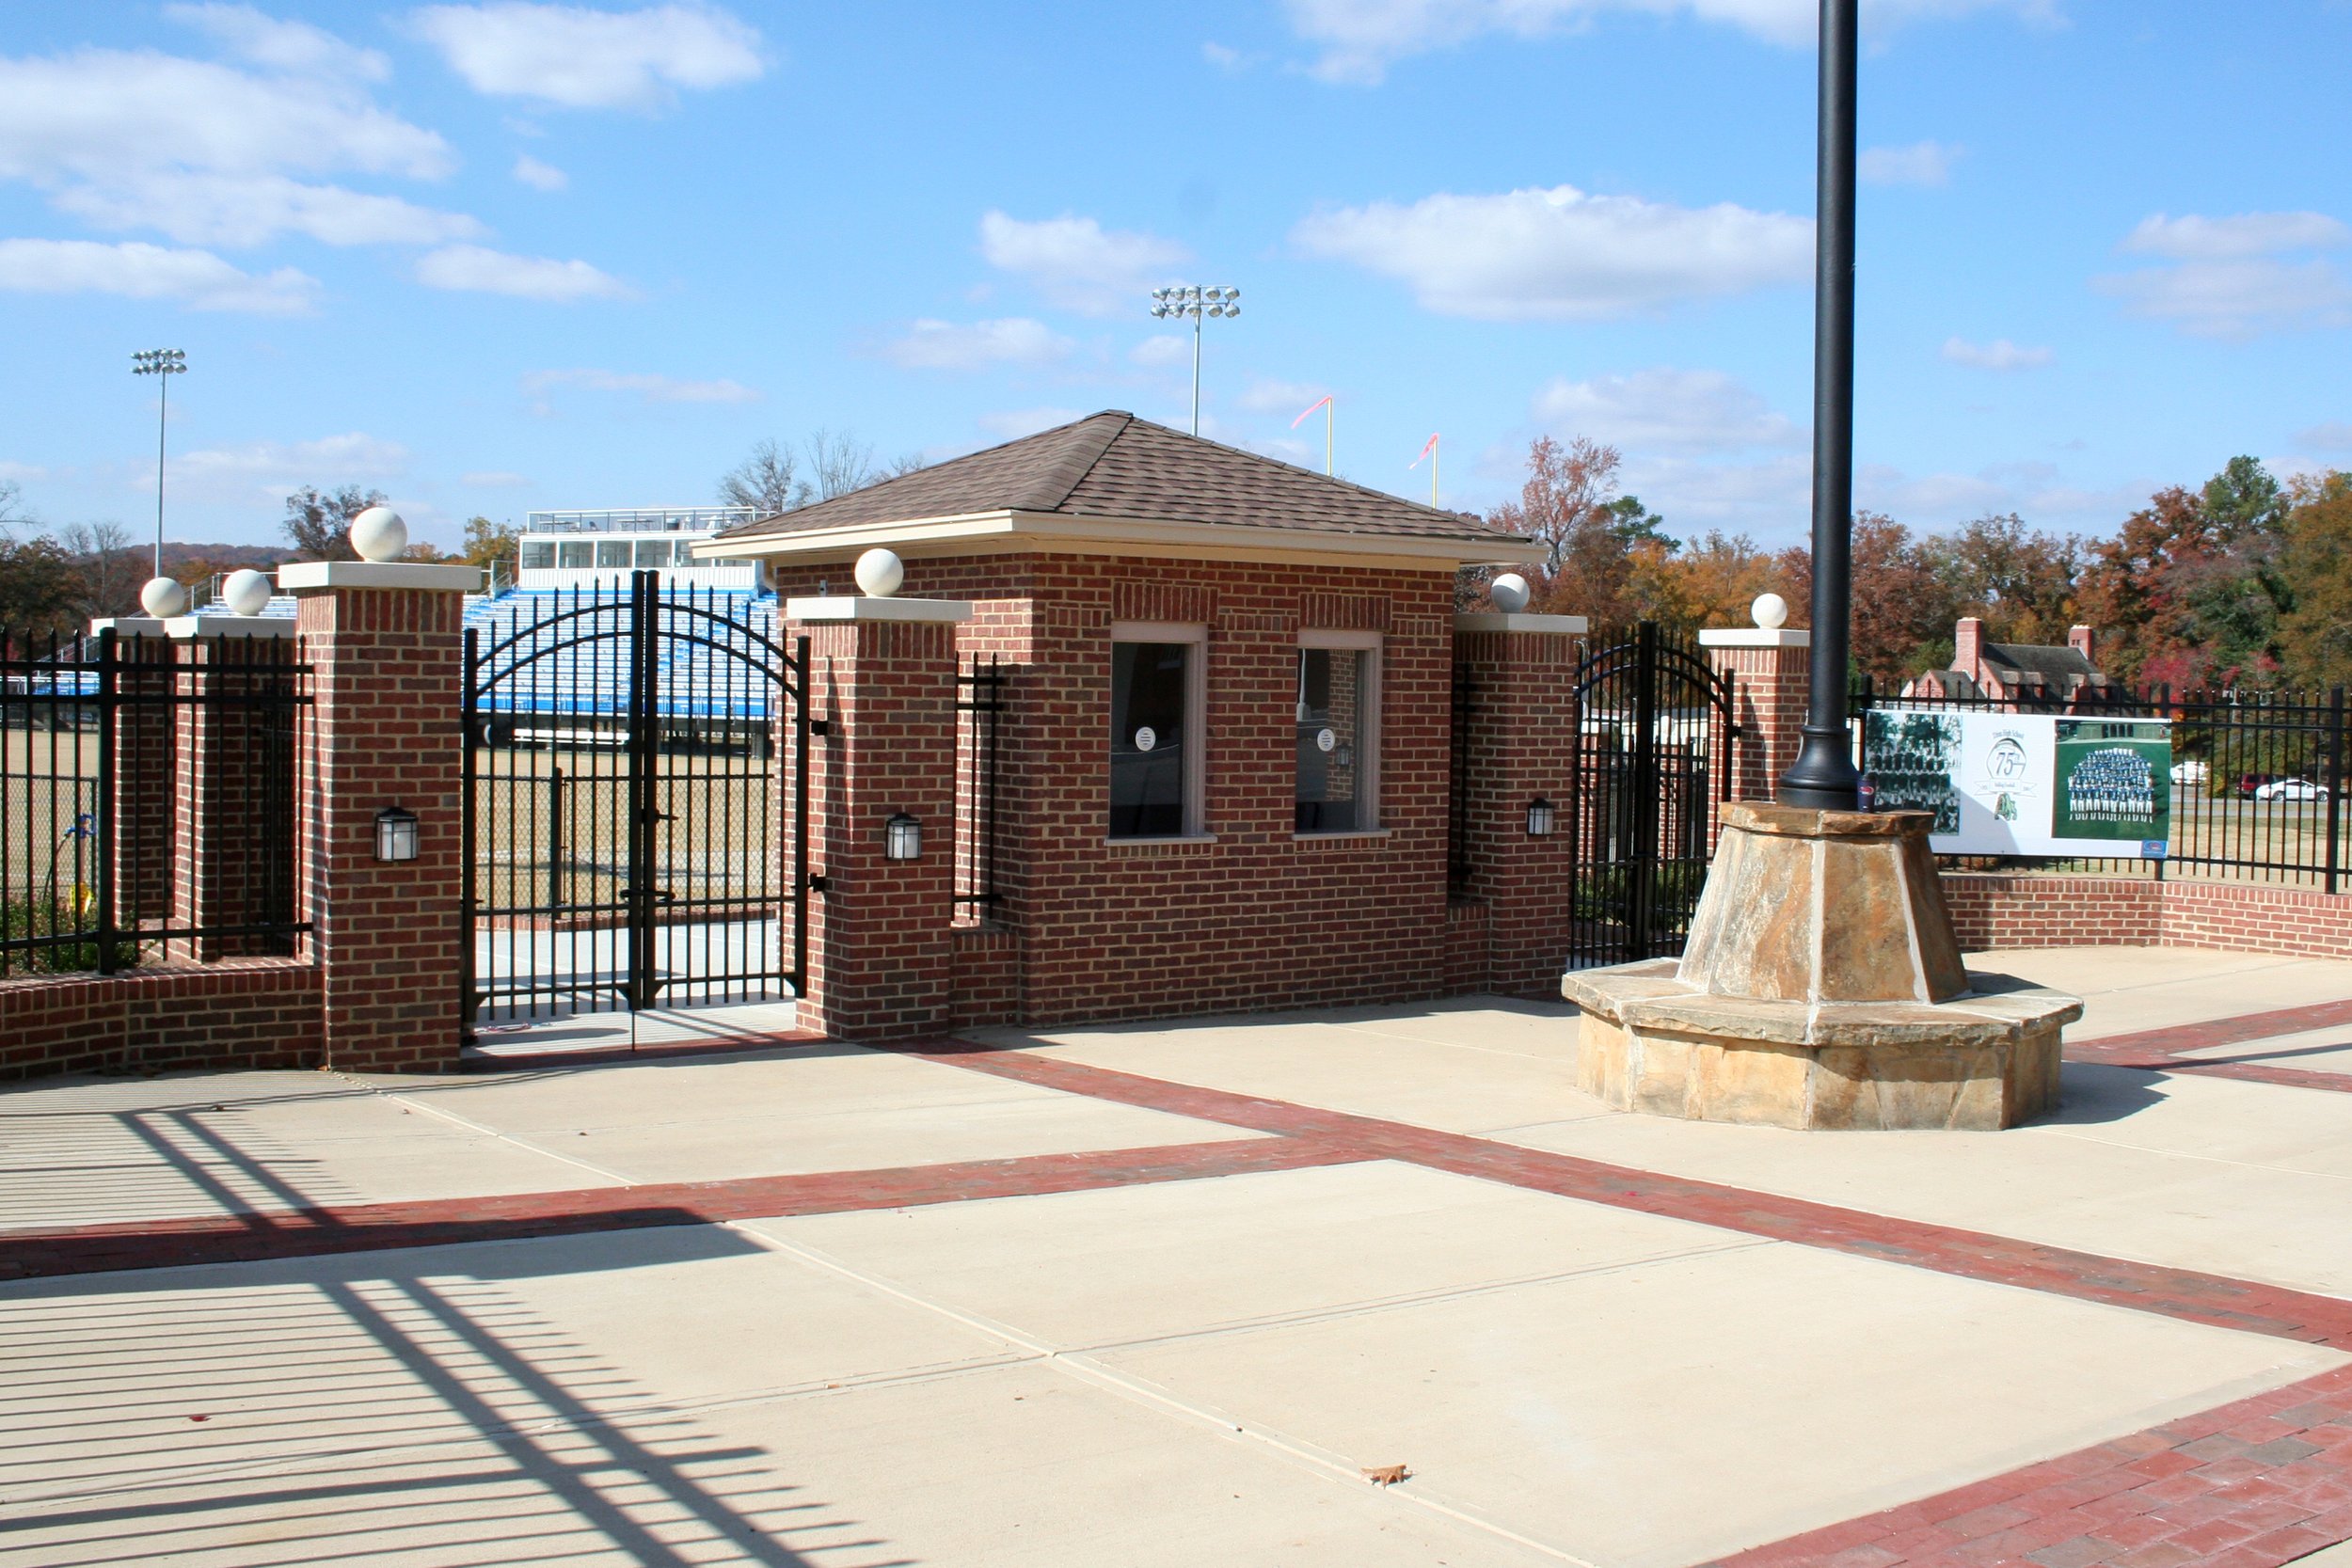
[465,585,786,721]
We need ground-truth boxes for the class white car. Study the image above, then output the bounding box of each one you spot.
[2253,777,2329,803]
[2170,760,2209,785]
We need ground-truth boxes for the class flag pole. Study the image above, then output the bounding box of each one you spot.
[1326,400,1333,475]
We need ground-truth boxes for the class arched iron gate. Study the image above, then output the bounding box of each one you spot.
[1569,621,1738,968]
[461,572,808,1034]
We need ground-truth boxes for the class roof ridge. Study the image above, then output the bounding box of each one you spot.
[1010,411,1131,511]
[1111,411,1485,527]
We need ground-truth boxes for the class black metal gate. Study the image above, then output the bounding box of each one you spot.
[461,572,807,1032]
[1568,621,1737,968]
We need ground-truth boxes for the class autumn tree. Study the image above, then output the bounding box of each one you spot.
[460,515,521,570]
[2278,471,2352,689]
[1485,436,1659,624]
[2077,457,2290,689]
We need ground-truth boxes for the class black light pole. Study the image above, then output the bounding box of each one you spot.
[1776,0,1865,811]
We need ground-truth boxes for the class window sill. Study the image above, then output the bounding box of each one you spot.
[1293,828,1391,841]
[1105,832,1219,847]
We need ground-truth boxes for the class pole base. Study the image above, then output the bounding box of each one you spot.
[1775,726,1862,812]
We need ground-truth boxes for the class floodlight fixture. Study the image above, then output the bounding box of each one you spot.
[131,348,187,578]
[1146,284,1241,436]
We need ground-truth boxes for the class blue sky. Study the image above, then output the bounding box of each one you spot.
[3,0,2348,553]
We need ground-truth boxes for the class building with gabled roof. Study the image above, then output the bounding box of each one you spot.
[1904,616,2130,711]
[701,411,1573,1030]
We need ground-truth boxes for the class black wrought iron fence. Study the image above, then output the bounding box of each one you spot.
[1852,679,2351,890]
[1,627,311,978]
[955,655,1007,916]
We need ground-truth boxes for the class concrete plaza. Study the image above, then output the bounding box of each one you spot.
[5,947,2352,1566]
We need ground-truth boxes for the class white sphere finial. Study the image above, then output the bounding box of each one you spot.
[222,568,272,617]
[1489,572,1531,614]
[854,547,904,598]
[350,506,406,562]
[1752,592,1788,630]
[140,576,187,618]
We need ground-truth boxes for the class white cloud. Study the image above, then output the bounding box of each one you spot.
[512,153,567,190]
[0,41,469,250]
[882,317,1073,371]
[462,469,531,486]
[2101,211,2352,341]
[1293,183,1809,321]
[406,2,765,109]
[1281,0,2059,85]
[1942,335,2054,371]
[1129,334,1191,369]
[1860,140,1960,187]
[2097,258,2352,341]
[0,238,317,313]
[2296,421,2352,452]
[1239,378,1331,416]
[521,367,757,403]
[416,244,633,301]
[1201,40,1259,72]
[978,211,1190,317]
[977,406,1085,440]
[2123,211,2349,261]
[1534,367,1802,453]
[165,3,389,80]
[179,433,410,488]
[56,173,482,247]
[0,460,48,482]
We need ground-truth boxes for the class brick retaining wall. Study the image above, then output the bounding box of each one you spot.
[1945,873,2352,961]
[0,959,321,1080]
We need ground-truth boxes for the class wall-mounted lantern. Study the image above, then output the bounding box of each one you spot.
[884,812,923,861]
[1525,797,1556,838]
[375,806,419,862]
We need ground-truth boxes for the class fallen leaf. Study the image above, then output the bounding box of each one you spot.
[187,1415,209,1423]
[1363,1464,1408,1486]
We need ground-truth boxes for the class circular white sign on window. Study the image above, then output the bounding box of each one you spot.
[1315,727,1337,752]
[1134,726,1157,752]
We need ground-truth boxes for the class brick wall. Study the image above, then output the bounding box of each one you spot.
[1705,637,1809,806]
[0,959,321,1080]
[1945,872,2352,961]
[772,553,1461,1026]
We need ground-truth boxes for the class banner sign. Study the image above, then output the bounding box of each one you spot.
[1863,709,2170,859]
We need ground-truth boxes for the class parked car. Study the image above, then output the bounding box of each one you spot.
[2254,777,2329,803]
[2237,772,2279,798]
[2170,760,2209,785]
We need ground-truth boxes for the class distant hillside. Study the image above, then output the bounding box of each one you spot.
[159,543,297,571]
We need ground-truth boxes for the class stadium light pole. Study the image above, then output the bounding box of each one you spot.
[1774,0,1865,812]
[1149,285,1240,436]
[131,348,186,580]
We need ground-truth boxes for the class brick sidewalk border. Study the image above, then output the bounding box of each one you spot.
[2070,1002,2352,1095]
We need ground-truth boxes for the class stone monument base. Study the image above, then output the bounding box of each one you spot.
[1565,958,2079,1131]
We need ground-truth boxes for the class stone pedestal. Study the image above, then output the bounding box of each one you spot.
[1563,803,2080,1131]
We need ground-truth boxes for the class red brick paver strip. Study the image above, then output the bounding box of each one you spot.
[1696,1362,2352,1567]
[0,1134,1359,1281]
[2069,1000,2352,1094]
[915,1043,2352,1351]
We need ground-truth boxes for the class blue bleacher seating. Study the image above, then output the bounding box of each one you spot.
[463,586,784,721]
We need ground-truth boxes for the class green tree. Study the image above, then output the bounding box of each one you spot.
[2077,457,2290,689]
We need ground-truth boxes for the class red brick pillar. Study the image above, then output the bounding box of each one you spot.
[284,560,479,1072]
[90,618,177,933]
[787,594,968,1040]
[167,618,299,961]
[1452,611,1584,998]
[1701,622,1812,804]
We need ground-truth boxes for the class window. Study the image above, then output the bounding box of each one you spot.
[1295,632,1380,832]
[556,540,593,569]
[635,538,675,569]
[1109,624,1205,838]
[596,540,632,569]
[518,541,555,570]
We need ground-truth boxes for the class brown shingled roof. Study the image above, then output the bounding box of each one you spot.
[712,410,1525,546]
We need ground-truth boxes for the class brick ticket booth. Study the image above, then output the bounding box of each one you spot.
[700,411,1569,1038]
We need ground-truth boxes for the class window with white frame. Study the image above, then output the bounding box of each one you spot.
[1109,623,1207,838]
[1295,630,1380,832]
